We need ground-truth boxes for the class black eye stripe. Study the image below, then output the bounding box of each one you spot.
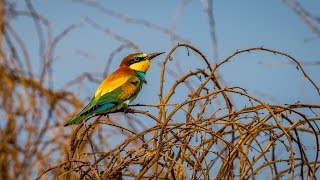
[125,56,146,66]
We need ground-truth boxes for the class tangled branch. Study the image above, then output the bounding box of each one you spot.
[38,44,320,179]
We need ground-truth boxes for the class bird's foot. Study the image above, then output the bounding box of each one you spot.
[122,105,131,114]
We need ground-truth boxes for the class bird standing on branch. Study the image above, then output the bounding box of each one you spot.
[64,52,164,126]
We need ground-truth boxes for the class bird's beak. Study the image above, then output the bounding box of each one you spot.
[148,52,165,60]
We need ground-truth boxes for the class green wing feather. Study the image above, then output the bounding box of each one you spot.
[64,76,142,126]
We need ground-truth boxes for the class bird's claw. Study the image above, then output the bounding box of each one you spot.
[122,105,131,114]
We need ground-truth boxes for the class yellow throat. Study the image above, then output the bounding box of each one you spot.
[129,60,150,73]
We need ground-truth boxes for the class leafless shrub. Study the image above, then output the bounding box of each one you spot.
[37,44,320,179]
[0,1,82,179]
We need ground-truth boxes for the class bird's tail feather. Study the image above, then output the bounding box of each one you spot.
[64,114,90,126]
[64,103,116,127]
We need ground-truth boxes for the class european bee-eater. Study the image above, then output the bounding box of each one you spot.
[64,52,164,126]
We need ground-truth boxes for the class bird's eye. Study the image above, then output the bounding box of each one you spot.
[133,57,140,62]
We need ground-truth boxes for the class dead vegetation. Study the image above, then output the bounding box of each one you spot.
[35,44,320,179]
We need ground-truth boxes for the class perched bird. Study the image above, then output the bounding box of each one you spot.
[64,52,164,126]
